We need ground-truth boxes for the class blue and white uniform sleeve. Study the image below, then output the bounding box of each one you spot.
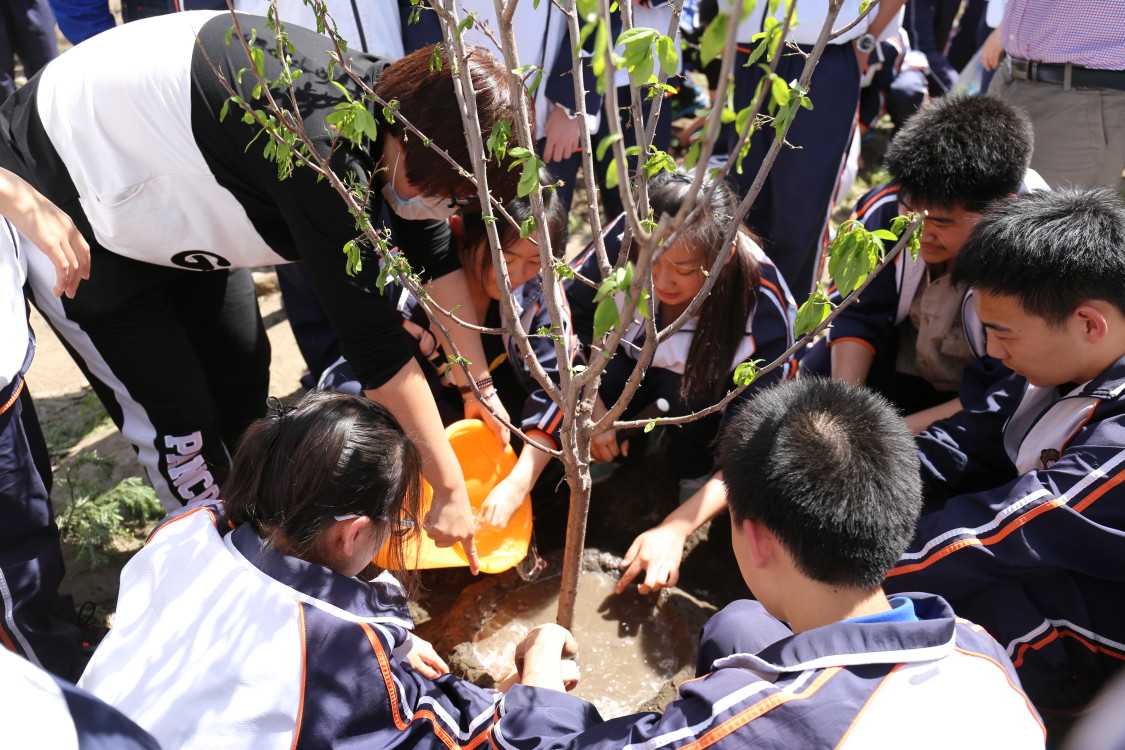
[495,684,708,750]
[738,253,796,390]
[887,397,1125,600]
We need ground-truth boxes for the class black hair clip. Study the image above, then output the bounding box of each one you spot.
[266,396,296,420]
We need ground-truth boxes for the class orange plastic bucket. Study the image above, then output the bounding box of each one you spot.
[375,419,532,574]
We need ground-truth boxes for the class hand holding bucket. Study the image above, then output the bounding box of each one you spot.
[377,419,533,575]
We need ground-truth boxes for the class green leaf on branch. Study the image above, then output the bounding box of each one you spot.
[382,99,398,124]
[618,27,658,85]
[794,285,833,338]
[638,287,651,319]
[734,105,754,139]
[596,132,622,161]
[747,16,782,65]
[642,148,677,177]
[592,21,610,93]
[249,47,266,78]
[732,359,766,386]
[656,35,677,76]
[553,260,576,280]
[536,325,564,343]
[518,158,544,197]
[487,121,511,160]
[593,297,620,339]
[605,157,620,189]
[443,355,472,378]
[617,27,656,45]
[891,213,924,260]
[770,74,791,105]
[343,239,364,276]
[827,225,879,297]
[644,419,659,434]
[700,12,729,65]
[520,216,536,239]
[456,12,476,35]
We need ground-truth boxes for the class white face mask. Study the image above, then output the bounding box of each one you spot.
[380,150,462,222]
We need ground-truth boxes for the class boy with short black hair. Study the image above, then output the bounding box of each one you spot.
[807,94,1046,430]
[884,187,1125,715]
[495,378,1043,749]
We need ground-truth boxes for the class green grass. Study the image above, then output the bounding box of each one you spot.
[40,391,113,458]
[54,452,164,569]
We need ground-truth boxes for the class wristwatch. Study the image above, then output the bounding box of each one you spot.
[855,33,876,54]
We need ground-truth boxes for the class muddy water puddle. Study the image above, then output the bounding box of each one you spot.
[472,570,676,718]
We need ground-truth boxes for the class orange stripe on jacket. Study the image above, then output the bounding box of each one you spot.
[145,506,219,545]
[888,496,1069,577]
[291,601,308,750]
[1012,627,1125,670]
[679,667,842,750]
[1074,464,1125,513]
[0,379,24,416]
[359,621,492,750]
[891,458,1125,577]
[757,276,791,325]
[852,186,899,220]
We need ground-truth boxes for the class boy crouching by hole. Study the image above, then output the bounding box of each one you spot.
[497,378,1045,749]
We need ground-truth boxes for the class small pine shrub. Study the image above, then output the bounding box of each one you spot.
[54,452,164,568]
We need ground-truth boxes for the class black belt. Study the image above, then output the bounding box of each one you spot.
[1010,57,1125,92]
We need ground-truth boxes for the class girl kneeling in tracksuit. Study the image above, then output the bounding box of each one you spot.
[79,391,504,750]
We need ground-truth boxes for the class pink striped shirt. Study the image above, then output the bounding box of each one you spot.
[1002,0,1125,70]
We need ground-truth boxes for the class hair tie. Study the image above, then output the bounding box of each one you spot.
[266,396,296,420]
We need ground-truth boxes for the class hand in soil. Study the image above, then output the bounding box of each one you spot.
[405,635,450,679]
[616,524,688,595]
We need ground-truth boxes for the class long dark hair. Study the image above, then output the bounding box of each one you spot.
[649,172,761,406]
[224,391,423,595]
[458,168,568,286]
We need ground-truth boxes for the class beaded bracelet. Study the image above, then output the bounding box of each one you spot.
[458,376,494,396]
[462,387,498,403]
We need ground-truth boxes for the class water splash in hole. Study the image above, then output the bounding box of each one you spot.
[472,571,677,718]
